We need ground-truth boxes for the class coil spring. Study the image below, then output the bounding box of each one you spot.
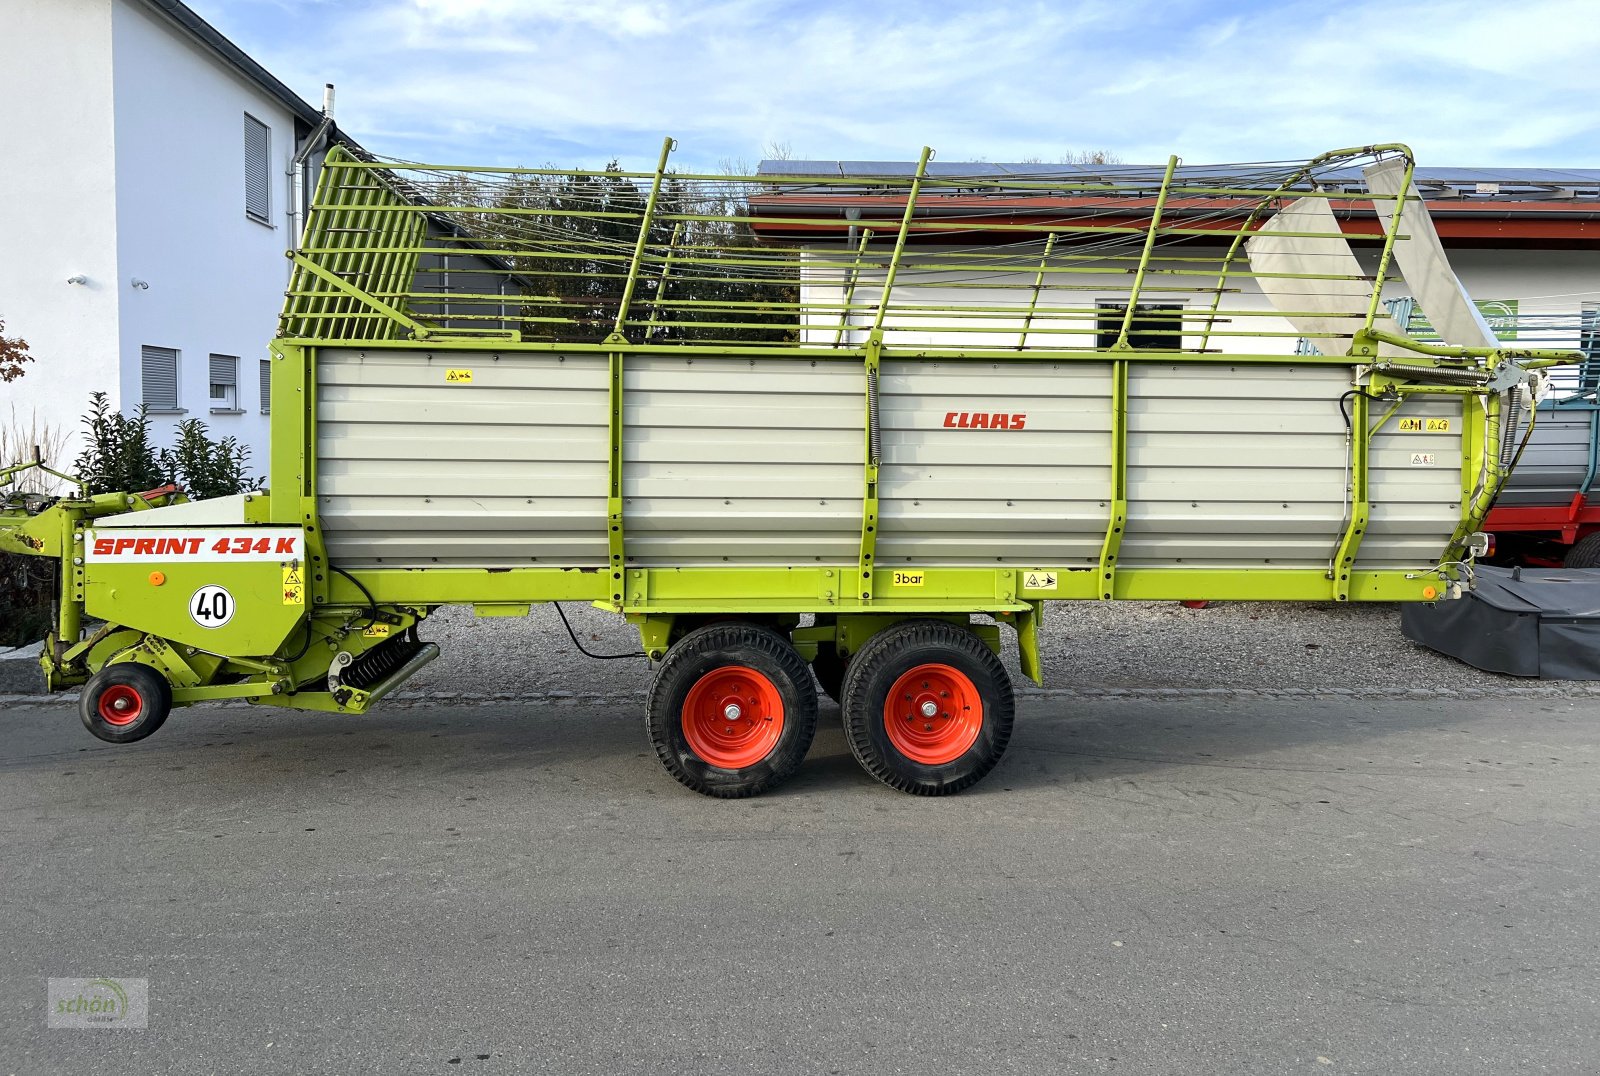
[343,634,424,691]
[1499,389,1524,468]
[866,367,881,465]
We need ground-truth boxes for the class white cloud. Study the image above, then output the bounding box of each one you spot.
[197,0,1600,168]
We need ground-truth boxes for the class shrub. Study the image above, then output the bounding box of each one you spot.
[74,392,163,496]
[158,418,261,500]
[0,553,52,647]
[72,393,261,499]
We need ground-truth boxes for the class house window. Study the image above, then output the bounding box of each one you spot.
[245,114,271,224]
[141,346,180,411]
[209,354,239,412]
[260,359,272,414]
[1096,303,1184,351]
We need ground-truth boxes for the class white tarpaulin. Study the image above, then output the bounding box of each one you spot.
[1245,195,1407,356]
[1362,159,1498,349]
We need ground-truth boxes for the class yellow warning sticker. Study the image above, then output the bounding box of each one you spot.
[362,623,391,638]
[281,564,304,606]
[445,368,474,384]
[892,570,925,587]
[1023,571,1058,592]
[1398,417,1451,433]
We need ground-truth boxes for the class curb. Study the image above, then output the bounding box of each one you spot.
[8,683,1600,708]
[0,642,44,695]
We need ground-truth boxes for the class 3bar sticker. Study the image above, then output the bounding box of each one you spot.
[86,530,303,562]
[190,585,235,628]
[892,571,925,587]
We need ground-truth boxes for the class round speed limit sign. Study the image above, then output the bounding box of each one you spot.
[189,585,235,628]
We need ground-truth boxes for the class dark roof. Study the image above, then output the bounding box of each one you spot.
[757,160,1600,203]
[137,0,355,144]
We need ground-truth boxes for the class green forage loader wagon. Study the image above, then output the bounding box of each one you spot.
[1,140,1579,796]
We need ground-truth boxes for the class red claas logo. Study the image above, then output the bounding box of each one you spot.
[944,411,1027,430]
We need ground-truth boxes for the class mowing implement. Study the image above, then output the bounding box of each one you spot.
[1,140,1581,796]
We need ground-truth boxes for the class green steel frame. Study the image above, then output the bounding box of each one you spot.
[2,138,1586,711]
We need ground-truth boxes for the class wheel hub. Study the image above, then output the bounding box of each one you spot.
[97,684,145,727]
[884,664,982,766]
[682,666,786,770]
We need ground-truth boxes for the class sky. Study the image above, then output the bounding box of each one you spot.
[195,0,1600,172]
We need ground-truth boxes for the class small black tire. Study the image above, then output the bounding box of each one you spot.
[79,663,173,744]
[840,619,1014,796]
[646,623,819,798]
[812,645,848,705]
[1564,533,1600,569]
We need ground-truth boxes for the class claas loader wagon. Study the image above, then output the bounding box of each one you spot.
[0,140,1581,797]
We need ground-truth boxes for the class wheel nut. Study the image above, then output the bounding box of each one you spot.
[723,703,742,721]
[920,701,938,718]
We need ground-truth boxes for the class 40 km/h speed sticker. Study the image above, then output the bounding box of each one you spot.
[190,585,235,628]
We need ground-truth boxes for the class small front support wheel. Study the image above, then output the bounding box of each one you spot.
[647,623,819,798]
[79,663,174,744]
[840,619,1014,796]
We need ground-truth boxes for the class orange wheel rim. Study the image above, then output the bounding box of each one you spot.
[98,684,144,727]
[883,663,982,765]
[682,665,786,770]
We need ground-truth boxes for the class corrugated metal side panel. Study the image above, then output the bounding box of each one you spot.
[1121,365,1350,568]
[877,361,1113,564]
[1360,397,1467,569]
[316,349,608,567]
[1496,408,1592,505]
[623,357,863,565]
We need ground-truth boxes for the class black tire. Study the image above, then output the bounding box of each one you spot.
[812,645,848,705]
[1564,533,1600,569]
[646,623,819,798]
[840,619,1014,796]
[79,663,173,744]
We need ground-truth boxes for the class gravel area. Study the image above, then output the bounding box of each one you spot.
[405,598,1566,699]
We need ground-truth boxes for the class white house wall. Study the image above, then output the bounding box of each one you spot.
[0,0,122,467]
[800,244,1600,356]
[111,0,295,473]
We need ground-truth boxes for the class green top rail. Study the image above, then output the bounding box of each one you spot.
[277,139,1565,363]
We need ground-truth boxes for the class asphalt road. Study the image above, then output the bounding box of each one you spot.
[2,692,1597,1074]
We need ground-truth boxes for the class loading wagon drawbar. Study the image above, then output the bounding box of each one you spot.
[1,140,1582,797]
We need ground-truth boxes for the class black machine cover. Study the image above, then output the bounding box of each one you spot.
[1401,565,1600,679]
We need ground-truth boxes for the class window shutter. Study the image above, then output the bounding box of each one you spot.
[209,354,237,387]
[245,115,270,222]
[260,359,272,414]
[141,346,179,410]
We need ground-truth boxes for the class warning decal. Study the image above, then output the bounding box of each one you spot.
[1410,453,1438,467]
[282,564,305,606]
[1398,417,1451,433]
[445,368,474,383]
[87,529,304,563]
[1023,571,1058,592]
